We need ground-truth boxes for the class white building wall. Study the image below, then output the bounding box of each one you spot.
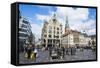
[79,34,86,46]
[62,34,74,48]
[68,34,74,45]
[85,37,91,46]
[41,16,62,47]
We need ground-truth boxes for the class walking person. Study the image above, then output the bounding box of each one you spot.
[49,47,52,60]
[27,46,32,59]
[34,48,38,59]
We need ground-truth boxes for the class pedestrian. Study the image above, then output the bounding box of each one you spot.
[70,47,72,55]
[27,47,32,59]
[71,47,76,55]
[66,48,68,55]
[61,47,65,59]
[34,48,38,58]
[49,47,52,59]
[59,48,63,59]
[25,46,27,52]
[26,45,33,59]
[57,48,61,59]
[25,47,28,58]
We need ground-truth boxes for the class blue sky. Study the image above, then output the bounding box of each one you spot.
[19,4,57,25]
[19,4,96,39]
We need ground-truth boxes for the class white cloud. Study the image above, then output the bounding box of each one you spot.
[32,7,96,39]
[55,7,96,35]
[36,14,49,21]
[31,23,42,41]
[56,7,89,21]
[87,28,96,35]
[36,11,56,22]
[69,19,95,30]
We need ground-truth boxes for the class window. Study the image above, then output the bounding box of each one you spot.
[44,39,46,42]
[53,18,57,23]
[23,20,29,24]
[54,35,55,38]
[49,35,52,38]
[19,28,27,32]
[19,33,28,37]
[57,27,59,30]
[43,29,46,33]
[54,35,59,38]
[48,39,52,43]
[57,36,59,38]
[21,24,27,28]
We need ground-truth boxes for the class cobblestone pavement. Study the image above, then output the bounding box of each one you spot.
[19,48,96,64]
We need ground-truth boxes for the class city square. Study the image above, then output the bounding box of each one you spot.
[19,47,96,64]
[18,4,96,64]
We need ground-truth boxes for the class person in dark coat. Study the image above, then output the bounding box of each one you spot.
[57,48,61,59]
[66,48,69,55]
[27,45,32,59]
[71,47,76,55]
[27,48,32,59]
[68,47,71,55]
[61,47,65,59]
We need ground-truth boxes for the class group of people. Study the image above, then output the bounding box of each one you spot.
[65,47,77,55]
[49,46,77,60]
[24,45,38,60]
[24,44,86,61]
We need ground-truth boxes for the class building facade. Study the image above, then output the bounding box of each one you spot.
[41,14,63,48]
[19,16,35,52]
[62,17,91,48]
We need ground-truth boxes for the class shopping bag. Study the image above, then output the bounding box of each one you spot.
[30,52,35,60]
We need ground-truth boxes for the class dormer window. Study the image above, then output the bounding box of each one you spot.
[52,13,57,23]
